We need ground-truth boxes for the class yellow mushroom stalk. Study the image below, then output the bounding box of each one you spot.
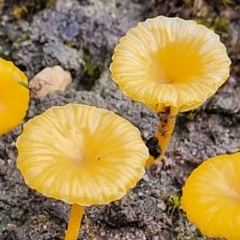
[16,103,149,240]
[110,16,231,166]
[0,58,29,135]
[150,107,176,166]
[65,204,85,240]
[182,153,240,239]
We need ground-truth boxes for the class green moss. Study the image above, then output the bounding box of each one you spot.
[81,52,101,90]
[213,17,231,35]
[185,112,195,122]
[11,0,54,20]
[195,14,231,39]
[167,191,181,214]
[183,0,194,6]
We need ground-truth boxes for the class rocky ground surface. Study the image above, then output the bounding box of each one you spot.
[0,0,240,239]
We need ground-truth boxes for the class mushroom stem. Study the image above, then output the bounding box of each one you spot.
[147,107,177,166]
[65,204,85,240]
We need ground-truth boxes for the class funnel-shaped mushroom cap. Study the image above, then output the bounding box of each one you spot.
[17,104,148,206]
[110,16,231,113]
[0,58,29,135]
[181,153,240,239]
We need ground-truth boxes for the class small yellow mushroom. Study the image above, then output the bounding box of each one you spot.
[182,153,240,239]
[16,103,149,240]
[110,16,231,166]
[0,58,29,135]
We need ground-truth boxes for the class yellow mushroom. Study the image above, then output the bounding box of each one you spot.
[0,58,29,135]
[110,16,231,166]
[181,153,240,239]
[16,103,149,240]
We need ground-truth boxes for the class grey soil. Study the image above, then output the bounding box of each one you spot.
[0,0,240,239]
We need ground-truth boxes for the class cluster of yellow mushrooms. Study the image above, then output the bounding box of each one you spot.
[1,15,237,240]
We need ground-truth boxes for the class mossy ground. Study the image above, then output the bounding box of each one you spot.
[0,0,240,239]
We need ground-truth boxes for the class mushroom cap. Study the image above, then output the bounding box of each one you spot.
[181,153,240,239]
[16,104,148,206]
[0,58,29,135]
[110,16,231,113]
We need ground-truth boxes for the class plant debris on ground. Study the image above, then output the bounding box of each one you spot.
[0,0,239,239]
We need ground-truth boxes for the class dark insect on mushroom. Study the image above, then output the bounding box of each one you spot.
[146,136,161,159]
